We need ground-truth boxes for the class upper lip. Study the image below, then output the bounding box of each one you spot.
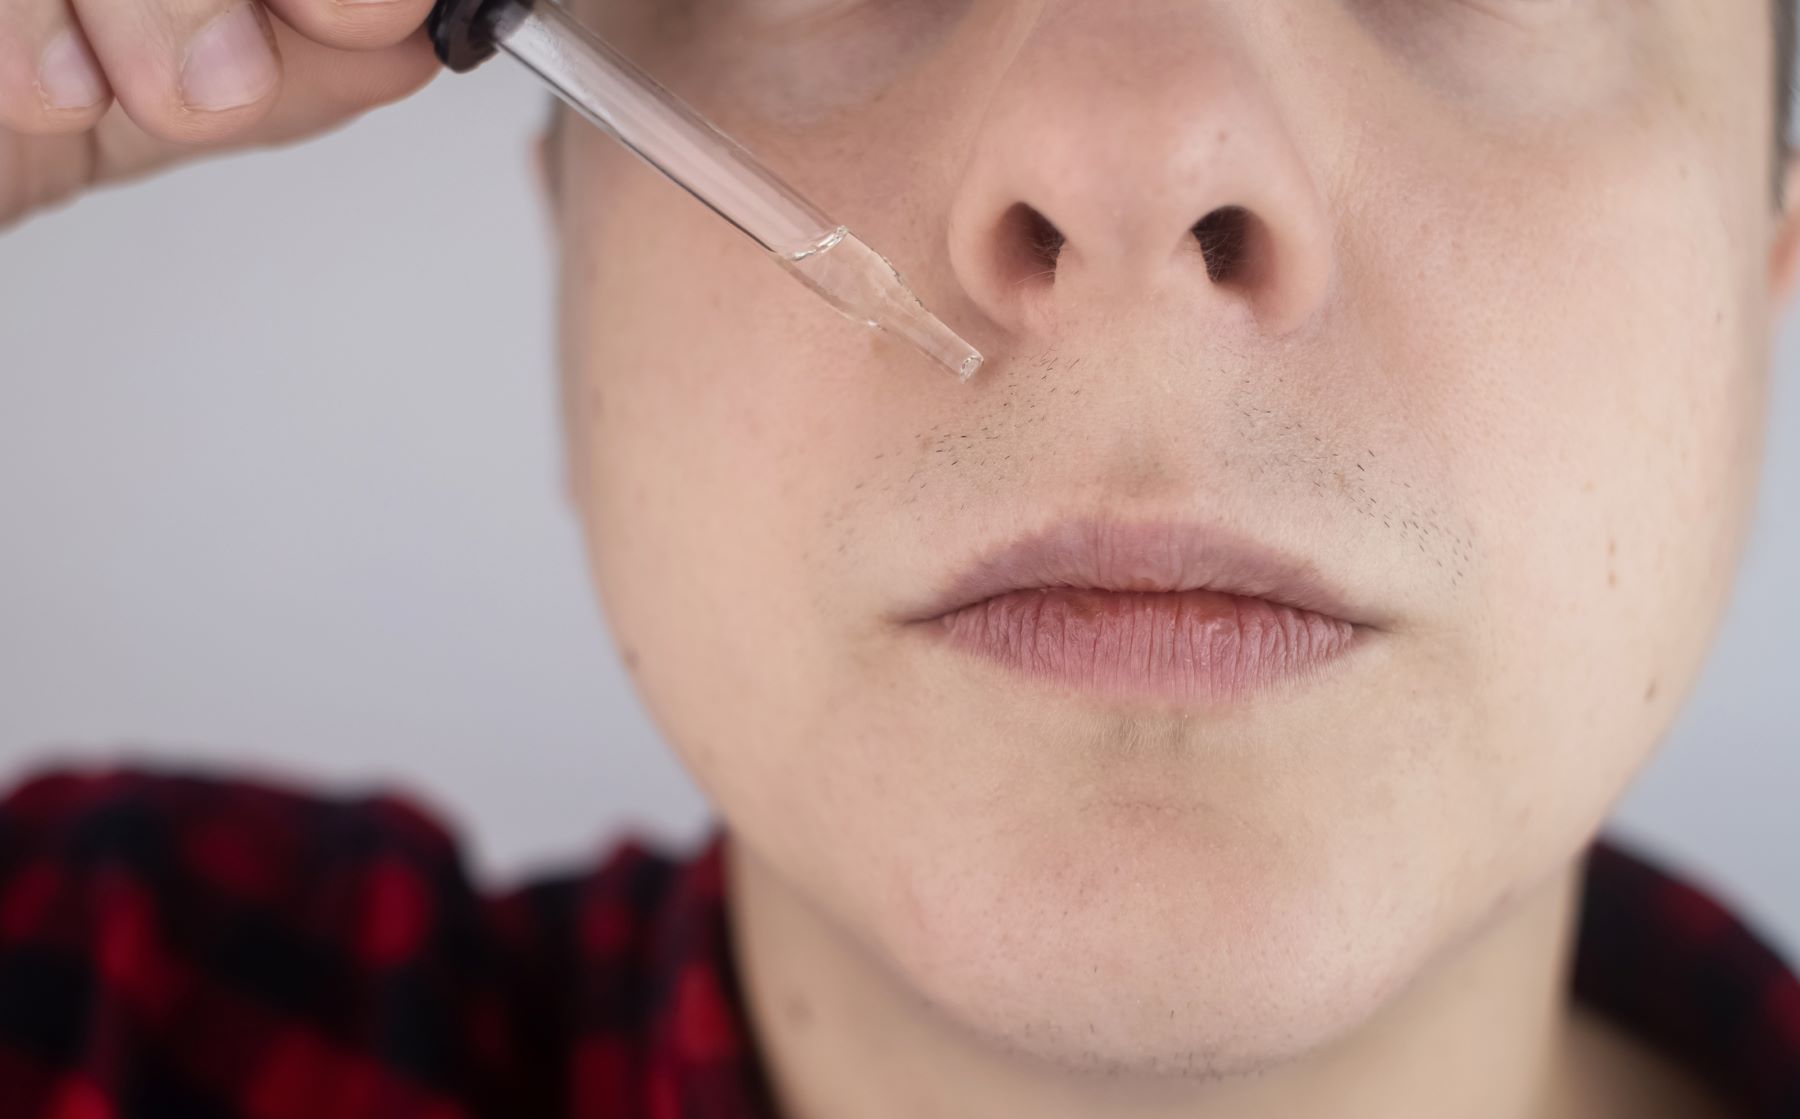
[904,517,1382,629]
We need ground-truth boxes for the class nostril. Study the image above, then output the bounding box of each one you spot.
[1191,205,1253,284]
[997,202,1066,289]
[1023,206,1066,269]
[986,203,1265,306]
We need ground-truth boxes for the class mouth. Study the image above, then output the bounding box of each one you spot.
[902,517,1383,706]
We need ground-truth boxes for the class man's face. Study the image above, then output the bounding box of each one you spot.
[551,0,1789,1073]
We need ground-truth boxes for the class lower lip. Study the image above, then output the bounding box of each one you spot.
[927,588,1362,705]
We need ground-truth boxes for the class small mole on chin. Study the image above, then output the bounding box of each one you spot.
[781,992,813,1029]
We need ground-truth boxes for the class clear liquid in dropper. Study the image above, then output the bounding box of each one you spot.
[777,230,984,382]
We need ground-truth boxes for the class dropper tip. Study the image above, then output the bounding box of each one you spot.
[776,230,984,383]
[903,316,983,383]
[885,296,982,383]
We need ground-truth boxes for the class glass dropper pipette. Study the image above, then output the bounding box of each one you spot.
[426,0,984,382]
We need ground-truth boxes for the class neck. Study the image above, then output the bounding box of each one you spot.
[725,834,1589,1119]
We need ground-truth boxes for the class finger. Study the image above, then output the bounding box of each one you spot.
[67,0,282,143]
[241,20,437,140]
[181,20,437,150]
[259,0,436,53]
[83,23,436,188]
[0,0,112,134]
[1,121,106,228]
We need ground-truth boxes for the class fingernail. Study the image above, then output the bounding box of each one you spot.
[38,28,107,111]
[180,4,277,112]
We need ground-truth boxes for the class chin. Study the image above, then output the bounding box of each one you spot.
[861,809,1444,1081]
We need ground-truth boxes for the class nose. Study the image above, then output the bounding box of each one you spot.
[946,6,1335,339]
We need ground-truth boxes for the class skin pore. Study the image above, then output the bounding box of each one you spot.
[541,2,1800,1117]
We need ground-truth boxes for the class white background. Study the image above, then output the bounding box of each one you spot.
[1,60,1794,956]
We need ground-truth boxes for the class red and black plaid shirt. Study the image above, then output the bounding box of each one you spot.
[0,766,1795,1118]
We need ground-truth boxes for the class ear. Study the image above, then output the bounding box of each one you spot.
[532,104,576,511]
[559,369,585,514]
[531,128,557,221]
[531,102,564,224]
[1769,154,1800,309]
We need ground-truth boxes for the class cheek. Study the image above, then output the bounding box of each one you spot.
[555,125,932,806]
[1352,76,1770,814]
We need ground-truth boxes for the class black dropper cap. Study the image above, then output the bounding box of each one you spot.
[427,0,522,72]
